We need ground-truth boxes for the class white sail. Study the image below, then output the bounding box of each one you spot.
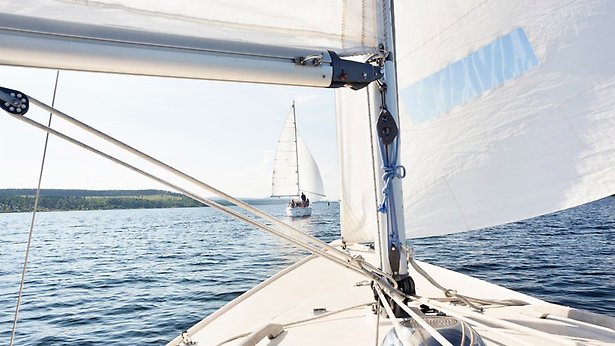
[337,85,381,243]
[0,0,381,54]
[296,134,325,201]
[272,107,325,201]
[272,109,300,198]
[339,0,615,242]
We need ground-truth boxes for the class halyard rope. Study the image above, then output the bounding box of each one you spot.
[403,245,527,310]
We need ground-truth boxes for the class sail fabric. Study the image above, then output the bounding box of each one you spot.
[272,109,325,200]
[396,0,615,238]
[296,135,326,201]
[338,0,615,242]
[336,85,381,243]
[0,0,383,56]
[272,110,300,198]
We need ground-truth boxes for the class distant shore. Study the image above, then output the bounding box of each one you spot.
[0,189,287,213]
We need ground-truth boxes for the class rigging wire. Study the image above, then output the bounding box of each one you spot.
[3,91,479,346]
[5,96,400,289]
[22,95,399,286]
[26,98,369,268]
[373,285,412,346]
[374,294,381,346]
[379,282,453,346]
[3,95,479,345]
[9,71,60,346]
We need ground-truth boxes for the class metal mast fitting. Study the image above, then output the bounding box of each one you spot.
[328,51,383,90]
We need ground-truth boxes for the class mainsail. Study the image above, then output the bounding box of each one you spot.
[272,106,325,201]
[0,0,381,55]
[339,0,615,242]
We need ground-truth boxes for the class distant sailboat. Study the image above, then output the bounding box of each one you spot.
[271,102,325,217]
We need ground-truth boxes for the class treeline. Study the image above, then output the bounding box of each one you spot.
[0,189,203,213]
[0,189,289,213]
[0,189,176,197]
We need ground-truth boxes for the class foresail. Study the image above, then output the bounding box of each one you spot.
[394,0,615,238]
[336,85,380,243]
[271,110,299,198]
[296,133,325,201]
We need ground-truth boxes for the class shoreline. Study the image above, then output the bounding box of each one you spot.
[0,188,320,213]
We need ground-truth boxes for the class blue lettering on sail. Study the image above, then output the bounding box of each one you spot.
[400,28,539,123]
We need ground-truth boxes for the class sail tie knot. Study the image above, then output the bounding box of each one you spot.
[378,164,406,213]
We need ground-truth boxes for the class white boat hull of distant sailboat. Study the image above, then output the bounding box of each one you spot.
[286,205,312,217]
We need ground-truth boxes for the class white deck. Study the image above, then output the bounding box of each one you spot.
[169,244,615,345]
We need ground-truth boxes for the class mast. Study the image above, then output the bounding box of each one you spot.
[372,0,412,300]
[292,101,301,197]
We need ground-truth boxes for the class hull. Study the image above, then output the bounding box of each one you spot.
[286,206,312,217]
[169,243,615,345]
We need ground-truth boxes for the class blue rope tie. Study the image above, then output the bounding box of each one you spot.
[378,164,406,213]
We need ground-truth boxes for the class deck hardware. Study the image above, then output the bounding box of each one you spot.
[355,280,371,287]
[240,323,284,345]
[328,51,383,90]
[377,108,398,145]
[178,331,197,345]
[295,54,323,66]
[313,307,327,314]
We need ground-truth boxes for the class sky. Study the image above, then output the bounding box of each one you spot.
[0,66,340,200]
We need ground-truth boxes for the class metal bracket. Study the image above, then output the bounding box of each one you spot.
[0,87,29,115]
[328,51,383,90]
[366,44,390,67]
[295,54,323,66]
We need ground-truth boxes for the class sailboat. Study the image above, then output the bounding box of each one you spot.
[1,0,614,345]
[271,102,325,217]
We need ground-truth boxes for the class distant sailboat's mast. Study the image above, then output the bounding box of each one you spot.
[292,101,301,197]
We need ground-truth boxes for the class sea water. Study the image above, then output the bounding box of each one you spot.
[0,198,613,345]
